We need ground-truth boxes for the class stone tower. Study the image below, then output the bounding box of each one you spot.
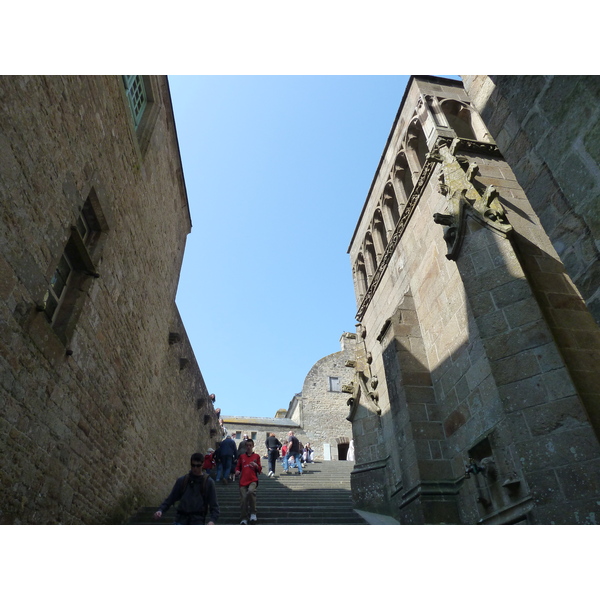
[346,76,600,524]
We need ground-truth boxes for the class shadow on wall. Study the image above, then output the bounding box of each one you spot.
[351,207,600,524]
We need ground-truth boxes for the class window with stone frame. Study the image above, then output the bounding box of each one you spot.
[329,376,341,392]
[121,75,159,156]
[42,190,105,343]
[122,76,148,129]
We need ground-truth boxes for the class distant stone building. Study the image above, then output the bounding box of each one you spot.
[222,333,355,460]
[0,76,219,524]
[346,76,600,524]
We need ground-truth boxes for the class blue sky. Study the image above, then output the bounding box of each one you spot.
[169,75,422,418]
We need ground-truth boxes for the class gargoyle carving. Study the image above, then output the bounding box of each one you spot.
[431,141,512,260]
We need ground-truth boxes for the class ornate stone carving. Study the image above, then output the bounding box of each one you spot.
[346,328,381,421]
[432,140,512,260]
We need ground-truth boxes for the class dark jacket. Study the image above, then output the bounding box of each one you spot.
[158,472,220,524]
[266,436,282,451]
[219,437,238,458]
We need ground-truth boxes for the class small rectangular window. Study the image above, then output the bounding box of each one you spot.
[329,376,341,392]
[43,253,74,323]
[41,190,105,341]
[122,75,147,129]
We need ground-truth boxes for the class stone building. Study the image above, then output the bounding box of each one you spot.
[222,332,355,460]
[0,76,219,524]
[346,76,600,524]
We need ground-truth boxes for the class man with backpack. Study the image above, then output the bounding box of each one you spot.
[153,453,220,525]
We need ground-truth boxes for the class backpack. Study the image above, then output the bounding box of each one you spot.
[179,472,210,517]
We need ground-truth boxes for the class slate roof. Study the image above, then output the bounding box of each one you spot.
[221,415,299,428]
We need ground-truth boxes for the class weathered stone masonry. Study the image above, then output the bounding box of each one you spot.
[222,332,355,461]
[0,76,219,524]
[347,76,600,524]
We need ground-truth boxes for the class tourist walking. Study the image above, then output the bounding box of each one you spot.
[283,431,303,475]
[203,447,216,478]
[266,432,282,477]
[153,453,219,525]
[237,434,250,457]
[235,438,262,524]
[216,434,237,484]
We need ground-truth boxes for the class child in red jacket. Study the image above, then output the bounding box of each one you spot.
[203,448,216,478]
[235,438,262,524]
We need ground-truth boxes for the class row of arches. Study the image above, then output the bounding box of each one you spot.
[353,96,491,302]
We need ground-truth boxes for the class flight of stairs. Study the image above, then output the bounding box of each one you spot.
[128,460,368,525]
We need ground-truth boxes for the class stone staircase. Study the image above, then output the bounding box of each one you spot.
[128,460,369,525]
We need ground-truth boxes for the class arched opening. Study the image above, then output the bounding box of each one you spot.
[440,100,480,140]
[405,119,428,180]
[364,232,377,280]
[394,152,412,204]
[355,255,368,299]
[373,208,388,255]
[382,181,401,230]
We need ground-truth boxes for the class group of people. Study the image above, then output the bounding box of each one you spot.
[265,432,315,477]
[153,430,313,525]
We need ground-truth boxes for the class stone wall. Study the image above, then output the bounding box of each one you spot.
[462,76,600,324]
[346,76,600,524]
[462,75,600,455]
[294,333,355,460]
[0,76,218,524]
[221,334,356,462]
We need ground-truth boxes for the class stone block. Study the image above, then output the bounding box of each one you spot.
[412,420,445,441]
[404,385,436,404]
[556,460,600,502]
[498,374,547,412]
[549,308,598,331]
[475,310,509,338]
[443,404,470,437]
[494,351,541,386]
[469,290,495,318]
[516,427,600,472]
[561,347,600,373]
[417,458,454,480]
[491,278,534,310]
[525,468,564,506]
[465,356,492,391]
[532,499,600,525]
[522,396,590,437]
[504,296,544,328]
[485,320,553,362]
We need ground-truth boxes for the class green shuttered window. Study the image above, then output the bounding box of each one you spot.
[122,75,147,129]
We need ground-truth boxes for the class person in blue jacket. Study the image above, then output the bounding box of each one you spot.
[216,434,238,484]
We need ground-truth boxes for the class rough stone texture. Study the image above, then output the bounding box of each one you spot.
[462,76,600,439]
[347,76,600,524]
[0,76,218,524]
[221,333,355,462]
[462,76,600,324]
[290,332,355,460]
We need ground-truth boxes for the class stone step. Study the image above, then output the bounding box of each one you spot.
[127,460,366,525]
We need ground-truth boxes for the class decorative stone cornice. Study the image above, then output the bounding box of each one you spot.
[355,140,441,322]
[355,137,506,321]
